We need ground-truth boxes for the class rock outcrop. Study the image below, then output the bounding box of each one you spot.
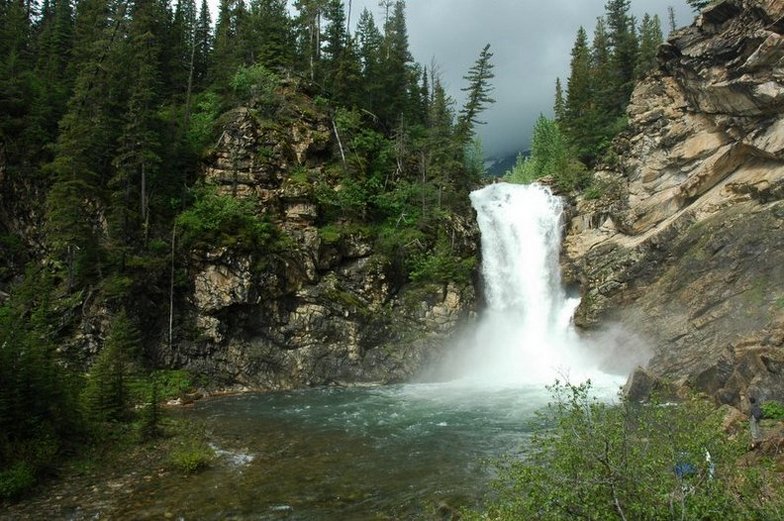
[564,0,784,405]
[161,87,478,389]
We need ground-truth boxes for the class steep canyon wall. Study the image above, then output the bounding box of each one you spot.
[564,0,784,405]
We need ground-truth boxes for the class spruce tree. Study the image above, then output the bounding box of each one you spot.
[457,43,495,144]
[355,7,383,114]
[110,0,164,254]
[45,0,126,288]
[553,77,566,124]
[246,0,293,70]
[83,309,141,423]
[379,0,413,125]
[293,0,328,82]
[636,14,663,77]
[194,0,212,88]
[605,0,638,113]
[211,0,243,87]
[563,26,595,164]
[686,0,711,11]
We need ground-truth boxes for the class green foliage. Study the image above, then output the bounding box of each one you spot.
[0,463,36,501]
[761,401,784,420]
[458,43,496,143]
[176,186,275,250]
[151,370,194,401]
[318,224,343,245]
[465,381,784,521]
[229,64,280,107]
[504,115,589,192]
[187,91,222,153]
[82,310,141,424]
[409,239,476,285]
[170,439,215,474]
[687,0,712,11]
[138,378,162,441]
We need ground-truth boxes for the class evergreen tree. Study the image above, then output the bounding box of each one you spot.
[169,0,198,98]
[323,0,347,64]
[378,0,413,125]
[193,0,212,88]
[553,77,566,124]
[667,6,678,34]
[110,0,164,255]
[330,37,363,107]
[564,26,593,161]
[211,0,244,87]
[246,0,293,70]
[293,0,328,82]
[686,0,711,11]
[636,14,663,77]
[0,0,37,168]
[82,309,141,423]
[605,0,638,113]
[457,43,495,144]
[0,267,82,484]
[30,0,74,149]
[355,7,383,113]
[45,0,127,288]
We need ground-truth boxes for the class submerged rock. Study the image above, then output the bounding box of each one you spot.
[564,0,784,405]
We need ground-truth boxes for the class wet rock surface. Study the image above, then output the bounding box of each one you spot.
[564,0,784,405]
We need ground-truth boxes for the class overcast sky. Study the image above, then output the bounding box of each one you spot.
[210,1,696,158]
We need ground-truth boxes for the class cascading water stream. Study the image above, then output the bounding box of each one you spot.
[456,181,609,386]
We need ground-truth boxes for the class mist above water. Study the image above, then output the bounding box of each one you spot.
[445,182,626,387]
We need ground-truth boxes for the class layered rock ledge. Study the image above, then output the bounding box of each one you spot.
[563,0,784,405]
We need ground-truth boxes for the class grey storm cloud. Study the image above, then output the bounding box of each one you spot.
[357,0,696,159]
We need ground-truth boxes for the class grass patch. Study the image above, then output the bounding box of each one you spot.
[0,463,36,501]
[169,439,215,474]
[762,401,784,420]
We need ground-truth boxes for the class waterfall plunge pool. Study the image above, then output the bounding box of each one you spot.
[135,380,623,520]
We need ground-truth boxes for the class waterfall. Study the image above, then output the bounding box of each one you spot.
[458,182,596,385]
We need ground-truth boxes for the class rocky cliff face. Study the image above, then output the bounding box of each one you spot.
[161,89,478,390]
[563,0,784,405]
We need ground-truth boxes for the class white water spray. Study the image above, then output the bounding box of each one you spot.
[457,182,616,387]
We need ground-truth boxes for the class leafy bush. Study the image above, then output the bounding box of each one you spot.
[0,463,36,500]
[762,401,784,420]
[504,115,589,192]
[409,244,476,285]
[176,186,275,251]
[465,381,784,521]
[170,439,215,474]
[230,64,280,108]
[152,370,193,401]
[187,91,222,153]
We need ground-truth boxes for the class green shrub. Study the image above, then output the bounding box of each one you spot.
[187,91,221,153]
[762,401,784,420]
[464,381,784,520]
[0,463,36,500]
[170,440,215,474]
[409,248,476,285]
[230,64,279,108]
[176,186,275,251]
[503,115,589,192]
[318,224,343,245]
[153,370,193,401]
